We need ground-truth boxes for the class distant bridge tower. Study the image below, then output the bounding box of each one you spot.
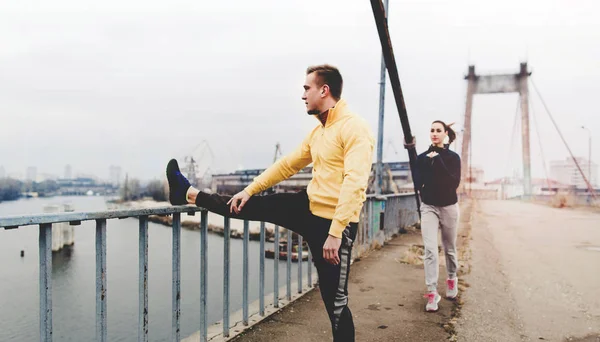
[462,63,532,196]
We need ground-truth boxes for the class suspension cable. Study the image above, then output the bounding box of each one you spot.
[530,78,597,201]
[504,97,521,183]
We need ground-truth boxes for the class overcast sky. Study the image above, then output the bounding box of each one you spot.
[1,0,598,182]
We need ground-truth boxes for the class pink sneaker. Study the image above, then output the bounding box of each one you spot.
[424,292,441,312]
[446,278,458,299]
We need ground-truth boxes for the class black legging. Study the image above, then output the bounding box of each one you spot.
[195,189,357,342]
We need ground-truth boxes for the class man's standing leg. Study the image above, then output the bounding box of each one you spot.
[306,216,357,342]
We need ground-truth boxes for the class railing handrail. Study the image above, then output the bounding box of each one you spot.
[0,205,204,229]
[0,193,418,229]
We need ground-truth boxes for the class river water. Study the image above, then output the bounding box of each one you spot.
[0,196,306,341]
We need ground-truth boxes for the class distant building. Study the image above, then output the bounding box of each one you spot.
[26,167,37,182]
[75,173,101,183]
[55,177,116,196]
[64,165,72,180]
[211,161,412,195]
[550,157,597,189]
[56,177,97,187]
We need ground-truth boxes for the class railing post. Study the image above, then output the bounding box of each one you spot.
[286,229,292,301]
[297,235,303,293]
[243,220,249,326]
[307,248,312,288]
[362,206,367,247]
[172,213,181,342]
[96,219,107,342]
[223,217,230,337]
[138,216,149,342]
[369,200,374,244]
[200,211,208,342]
[259,222,265,316]
[273,225,280,308]
[39,223,53,342]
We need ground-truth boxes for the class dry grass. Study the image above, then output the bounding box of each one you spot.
[397,244,425,265]
[537,193,600,211]
[550,194,575,208]
[397,244,445,266]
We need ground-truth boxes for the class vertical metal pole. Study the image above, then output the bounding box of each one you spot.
[307,247,312,288]
[200,211,208,342]
[273,225,280,308]
[519,63,532,197]
[138,216,149,342]
[367,203,371,244]
[96,219,107,342]
[589,132,592,187]
[297,235,303,293]
[375,0,390,195]
[581,127,593,195]
[172,213,181,342]
[461,66,476,194]
[259,222,265,316]
[286,230,292,301]
[243,220,249,325]
[362,207,367,246]
[369,0,420,214]
[369,201,374,244]
[39,223,52,342]
[223,217,230,337]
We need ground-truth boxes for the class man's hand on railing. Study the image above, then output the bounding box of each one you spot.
[323,234,342,265]
[227,190,251,214]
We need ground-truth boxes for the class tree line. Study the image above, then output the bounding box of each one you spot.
[0,178,60,202]
[0,177,168,203]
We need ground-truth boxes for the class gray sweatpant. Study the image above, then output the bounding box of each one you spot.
[421,203,459,292]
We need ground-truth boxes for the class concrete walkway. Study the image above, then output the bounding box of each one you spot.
[231,201,474,342]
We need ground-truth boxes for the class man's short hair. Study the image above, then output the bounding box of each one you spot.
[306,64,343,100]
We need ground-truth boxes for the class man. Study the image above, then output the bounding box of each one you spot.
[166,64,374,341]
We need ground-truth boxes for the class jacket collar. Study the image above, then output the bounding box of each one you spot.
[316,99,348,127]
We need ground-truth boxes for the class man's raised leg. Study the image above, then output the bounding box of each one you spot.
[167,158,307,232]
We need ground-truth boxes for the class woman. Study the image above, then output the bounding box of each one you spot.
[408,120,461,312]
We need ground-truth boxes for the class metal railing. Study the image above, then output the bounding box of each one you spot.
[0,194,419,342]
[355,193,420,254]
[0,206,315,342]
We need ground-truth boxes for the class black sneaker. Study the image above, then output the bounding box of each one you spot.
[166,159,191,205]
